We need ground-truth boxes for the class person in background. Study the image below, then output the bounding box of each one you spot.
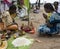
[2,5,18,31]
[53,1,59,11]
[30,0,40,13]
[57,1,60,13]
[0,1,5,14]
[3,0,12,7]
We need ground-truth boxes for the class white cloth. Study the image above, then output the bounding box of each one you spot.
[12,37,32,47]
[0,3,9,13]
[57,3,60,13]
[29,0,37,4]
[0,4,5,13]
[5,4,9,11]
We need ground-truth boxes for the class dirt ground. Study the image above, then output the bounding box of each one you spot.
[16,6,60,49]
[29,7,60,49]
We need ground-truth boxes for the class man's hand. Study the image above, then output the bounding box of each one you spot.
[46,21,53,27]
[43,13,47,19]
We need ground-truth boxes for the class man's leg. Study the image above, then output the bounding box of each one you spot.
[7,24,18,30]
[38,25,50,34]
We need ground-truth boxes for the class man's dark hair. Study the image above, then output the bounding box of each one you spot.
[9,5,16,14]
[44,3,54,11]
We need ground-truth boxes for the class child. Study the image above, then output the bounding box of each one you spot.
[2,5,18,31]
[38,3,56,36]
[43,3,54,23]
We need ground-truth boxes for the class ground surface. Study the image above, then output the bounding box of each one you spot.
[16,6,60,49]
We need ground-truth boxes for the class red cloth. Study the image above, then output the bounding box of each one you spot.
[3,0,10,4]
[21,26,35,34]
[30,28,35,34]
[3,0,12,7]
[21,26,31,32]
